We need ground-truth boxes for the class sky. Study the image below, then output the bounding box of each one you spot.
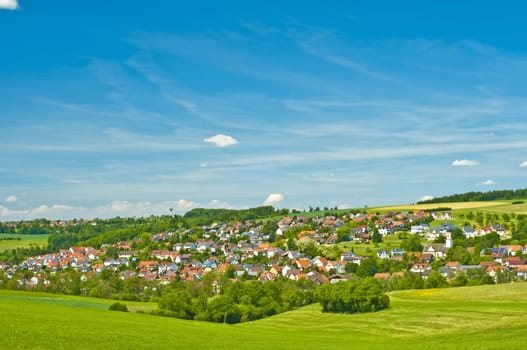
[1,1,527,220]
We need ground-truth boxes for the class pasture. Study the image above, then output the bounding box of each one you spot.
[1,283,527,349]
[0,234,49,250]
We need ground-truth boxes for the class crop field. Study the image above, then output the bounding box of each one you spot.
[1,283,527,349]
[479,202,527,215]
[375,201,510,212]
[0,234,49,250]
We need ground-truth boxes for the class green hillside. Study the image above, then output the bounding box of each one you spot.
[1,283,527,349]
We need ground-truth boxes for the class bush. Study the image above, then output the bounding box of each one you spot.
[108,302,128,312]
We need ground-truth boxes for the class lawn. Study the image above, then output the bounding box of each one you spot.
[0,234,49,250]
[337,233,402,256]
[2,283,526,349]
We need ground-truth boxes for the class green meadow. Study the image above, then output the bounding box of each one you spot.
[1,283,527,349]
[0,234,49,250]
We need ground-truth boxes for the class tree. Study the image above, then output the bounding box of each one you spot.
[372,229,383,243]
[356,258,377,277]
[424,271,448,288]
[158,289,194,319]
[315,278,389,314]
[400,235,423,252]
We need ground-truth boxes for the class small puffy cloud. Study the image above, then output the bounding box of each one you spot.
[0,0,18,10]
[420,195,434,202]
[174,199,199,210]
[111,201,130,212]
[204,134,238,147]
[200,163,207,168]
[520,161,527,168]
[452,159,480,166]
[263,193,284,206]
[5,195,17,203]
[208,199,233,209]
[478,179,496,186]
[337,203,350,209]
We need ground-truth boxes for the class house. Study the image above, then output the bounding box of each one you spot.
[500,245,522,256]
[340,251,356,261]
[391,248,405,256]
[376,250,390,259]
[311,256,329,271]
[516,265,527,280]
[307,271,328,285]
[411,225,427,235]
[503,256,524,268]
[373,273,391,280]
[410,263,431,274]
[423,243,448,259]
[463,225,478,239]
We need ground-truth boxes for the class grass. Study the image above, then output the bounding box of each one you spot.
[374,201,510,212]
[0,234,49,250]
[2,283,526,349]
[337,234,402,256]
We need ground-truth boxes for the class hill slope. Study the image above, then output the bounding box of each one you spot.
[1,284,527,349]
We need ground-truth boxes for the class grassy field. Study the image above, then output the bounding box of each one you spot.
[2,283,527,349]
[337,233,402,256]
[375,201,510,212]
[0,234,49,250]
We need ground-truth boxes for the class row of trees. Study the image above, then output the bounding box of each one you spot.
[316,278,389,313]
[156,277,316,324]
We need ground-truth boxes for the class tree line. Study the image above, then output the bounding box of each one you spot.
[418,188,527,204]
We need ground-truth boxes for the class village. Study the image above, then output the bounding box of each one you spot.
[2,209,526,291]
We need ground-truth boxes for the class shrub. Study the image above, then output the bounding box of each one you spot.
[108,302,128,312]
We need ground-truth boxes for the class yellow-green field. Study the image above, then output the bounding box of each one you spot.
[375,201,510,211]
[337,234,402,256]
[0,234,49,250]
[1,283,527,349]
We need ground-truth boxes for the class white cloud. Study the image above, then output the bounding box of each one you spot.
[263,193,284,206]
[0,0,18,10]
[520,161,527,168]
[204,134,238,147]
[478,179,496,186]
[452,159,480,166]
[208,199,234,209]
[337,203,350,209]
[5,195,17,203]
[0,199,203,221]
[200,163,208,168]
[420,195,434,202]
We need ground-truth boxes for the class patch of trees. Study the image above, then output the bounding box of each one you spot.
[183,206,276,226]
[315,278,390,313]
[417,188,527,204]
[156,278,316,324]
[0,245,47,264]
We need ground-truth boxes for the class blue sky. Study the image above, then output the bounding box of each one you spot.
[1,1,527,220]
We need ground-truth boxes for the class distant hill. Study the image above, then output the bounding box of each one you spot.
[183,206,278,225]
[418,188,527,204]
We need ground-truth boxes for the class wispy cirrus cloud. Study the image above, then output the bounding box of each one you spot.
[478,179,496,186]
[452,159,480,166]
